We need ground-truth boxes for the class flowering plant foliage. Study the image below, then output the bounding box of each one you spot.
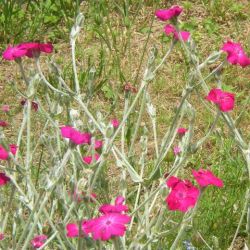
[0,4,249,250]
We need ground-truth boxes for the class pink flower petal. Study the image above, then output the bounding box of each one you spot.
[0,146,9,160]
[192,169,223,188]
[155,6,183,21]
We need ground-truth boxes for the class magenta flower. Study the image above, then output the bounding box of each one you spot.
[94,140,103,149]
[83,154,100,165]
[0,173,10,186]
[2,105,10,113]
[84,213,131,241]
[164,24,190,41]
[221,41,250,67]
[155,6,183,21]
[177,127,188,135]
[166,177,200,212]
[3,42,53,61]
[9,144,18,155]
[192,169,223,188]
[60,126,91,145]
[2,45,27,61]
[0,120,8,127]
[111,119,119,128]
[66,223,87,238]
[19,42,53,58]
[206,88,235,112]
[31,235,47,249]
[0,146,9,160]
[174,146,181,155]
[99,196,128,214]
[0,233,4,240]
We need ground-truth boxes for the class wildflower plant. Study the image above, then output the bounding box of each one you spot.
[0,4,250,249]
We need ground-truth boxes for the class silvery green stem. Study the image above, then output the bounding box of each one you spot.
[130,182,165,216]
[39,232,57,250]
[192,110,220,151]
[30,120,49,162]
[148,89,190,180]
[113,238,123,250]
[15,110,27,161]
[40,214,68,249]
[170,222,186,250]
[2,185,15,231]
[144,191,152,250]
[71,39,80,94]
[175,26,210,94]
[70,13,84,98]
[151,117,159,158]
[75,97,104,134]
[229,188,249,250]
[122,98,129,154]
[222,113,247,150]
[121,98,129,197]
[129,42,174,156]
[16,192,44,249]
[14,149,71,249]
[128,89,147,156]
[112,147,142,182]
[131,152,189,216]
[8,168,67,249]
[21,193,49,250]
[25,99,33,199]
[153,39,175,74]
[129,141,146,230]
[107,79,148,152]
[35,58,68,96]
[148,187,161,214]
[17,60,29,86]
[197,232,213,250]
[89,80,149,187]
[40,203,77,250]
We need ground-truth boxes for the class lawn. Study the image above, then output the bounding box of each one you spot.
[0,0,250,249]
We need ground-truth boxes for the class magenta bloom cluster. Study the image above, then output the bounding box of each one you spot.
[0,144,17,161]
[155,5,190,42]
[222,41,250,67]
[3,42,53,61]
[66,195,131,241]
[61,126,91,145]
[166,168,223,212]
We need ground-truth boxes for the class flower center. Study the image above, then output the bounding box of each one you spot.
[177,192,186,199]
[106,220,112,225]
